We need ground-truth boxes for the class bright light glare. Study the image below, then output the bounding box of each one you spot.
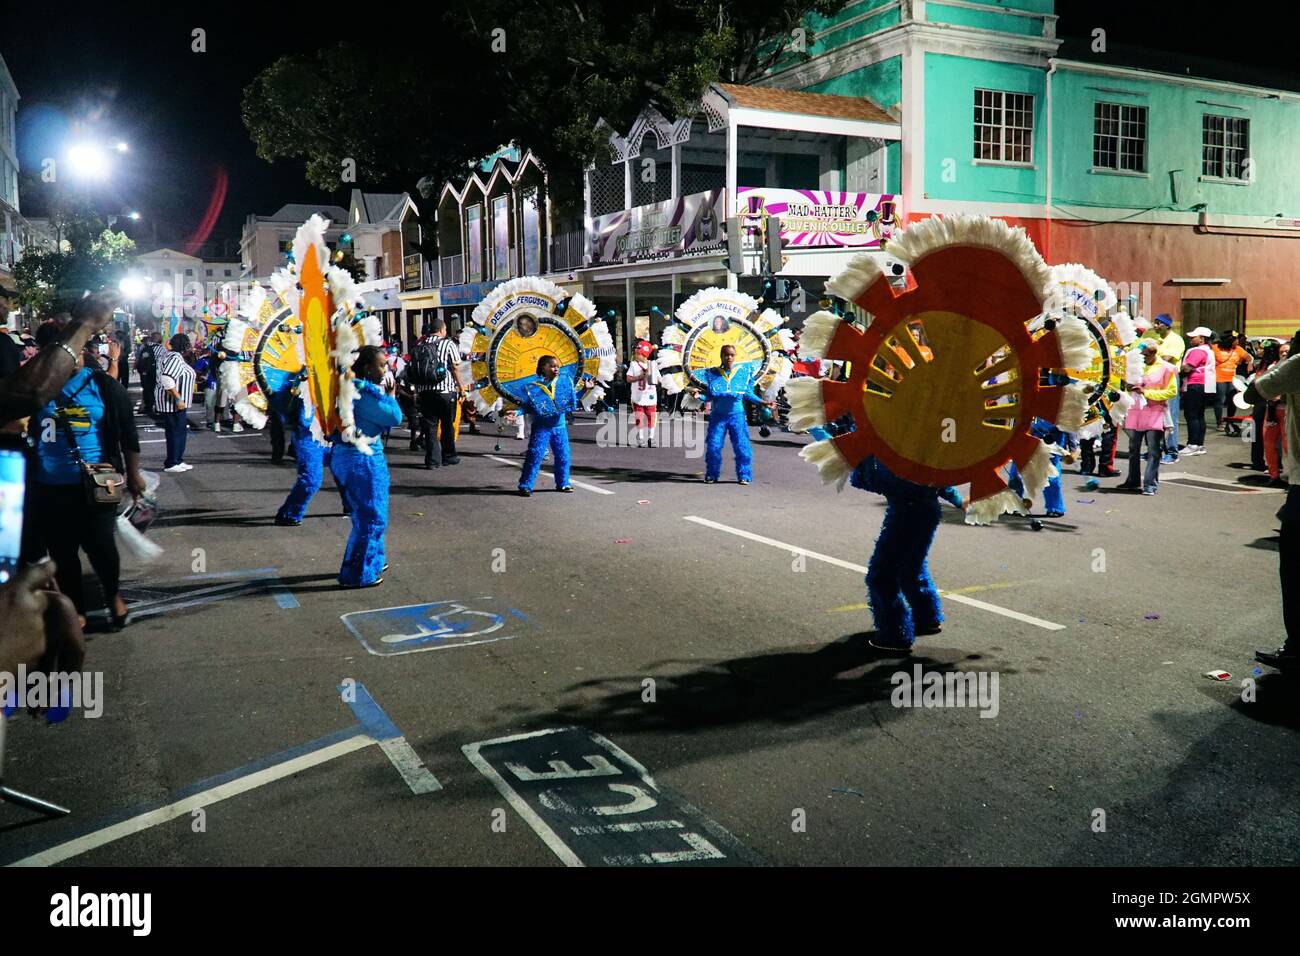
[114,141,129,153]
[67,143,110,180]
[129,211,141,220]
[119,276,147,299]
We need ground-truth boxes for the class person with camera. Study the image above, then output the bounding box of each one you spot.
[20,321,145,630]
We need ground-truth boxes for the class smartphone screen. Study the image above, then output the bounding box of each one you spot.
[0,447,25,584]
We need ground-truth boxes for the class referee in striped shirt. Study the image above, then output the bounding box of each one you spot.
[413,319,467,468]
[156,333,197,473]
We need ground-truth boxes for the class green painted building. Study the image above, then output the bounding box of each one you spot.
[762,0,1300,336]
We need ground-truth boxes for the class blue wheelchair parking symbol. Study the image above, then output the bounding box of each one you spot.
[341,598,528,656]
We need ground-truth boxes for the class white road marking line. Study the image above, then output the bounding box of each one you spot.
[7,735,376,867]
[486,454,616,495]
[378,737,443,794]
[138,439,167,444]
[463,732,585,867]
[1162,471,1284,494]
[683,515,1065,632]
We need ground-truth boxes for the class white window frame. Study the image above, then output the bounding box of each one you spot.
[1201,114,1251,183]
[1092,102,1148,174]
[973,88,1035,167]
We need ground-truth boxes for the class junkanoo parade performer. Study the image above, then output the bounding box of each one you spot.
[330,346,403,586]
[691,344,777,484]
[225,215,384,576]
[656,288,793,485]
[626,340,660,447]
[221,274,351,526]
[786,215,1091,650]
[516,353,591,496]
[457,276,617,489]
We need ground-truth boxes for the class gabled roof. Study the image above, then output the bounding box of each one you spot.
[265,203,349,223]
[715,83,895,124]
[353,191,409,224]
[136,247,202,262]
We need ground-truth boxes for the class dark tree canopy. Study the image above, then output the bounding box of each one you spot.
[243,1,846,218]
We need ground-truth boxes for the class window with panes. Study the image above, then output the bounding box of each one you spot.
[974,89,1034,164]
[1093,102,1147,173]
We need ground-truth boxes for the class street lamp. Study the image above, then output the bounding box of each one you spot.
[128,211,140,221]
[66,142,110,181]
[119,276,147,300]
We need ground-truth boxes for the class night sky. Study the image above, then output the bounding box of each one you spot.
[4,1,1295,254]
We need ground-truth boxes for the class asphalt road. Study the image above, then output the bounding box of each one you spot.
[2,404,1296,867]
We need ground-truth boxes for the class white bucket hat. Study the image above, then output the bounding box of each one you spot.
[1188,326,1213,338]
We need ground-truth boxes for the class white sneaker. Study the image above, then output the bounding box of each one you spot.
[232,423,244,432]
[1188,445,1206,456]
[164,464,187,473]
[178,463,194,472]
[212,422,221,432]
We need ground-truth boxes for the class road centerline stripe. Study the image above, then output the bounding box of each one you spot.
[486,454,616,494]
[683,515,1064,632]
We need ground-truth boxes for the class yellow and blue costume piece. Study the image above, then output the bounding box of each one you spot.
[329,380,403,586]
[517,373,578,492]
[699,363,762,482]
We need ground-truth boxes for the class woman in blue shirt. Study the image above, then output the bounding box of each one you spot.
[23,325,146,628]
[330,346,403,588]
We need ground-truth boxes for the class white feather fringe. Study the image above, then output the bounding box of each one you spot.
[1056,381,1090,432]
[824,253,885,302]
[1016,440,1057,507]
[1051,262,1117,318]
[673,287,760,329]
[777,329,796,351]
[581,384,605,410]
[964,489,1025,526]
[472,275,567,330]
[458,327,477,354]
[799,438,851,490]
[1109,309,1137,346]
[592,321,617,381]
[291,214,331,283]
[1077,418,1104,440]
[1054,315,1094,370]
[888,215,1053,309]
[784,378,826,432]
[798,311,842,360]
[763,356,792,400]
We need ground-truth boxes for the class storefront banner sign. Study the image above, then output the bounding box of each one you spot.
[442,281,502,306]
[589,189,725,265]
[736,187,899,249]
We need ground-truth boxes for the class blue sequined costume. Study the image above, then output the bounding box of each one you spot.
[275,398,347,523]
[1006,418,1077,516]
[699,362,761,482]
[329,380,403,586]
[517,373,578,492]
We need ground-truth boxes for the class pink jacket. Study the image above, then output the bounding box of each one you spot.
[1126,361,1178,432]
